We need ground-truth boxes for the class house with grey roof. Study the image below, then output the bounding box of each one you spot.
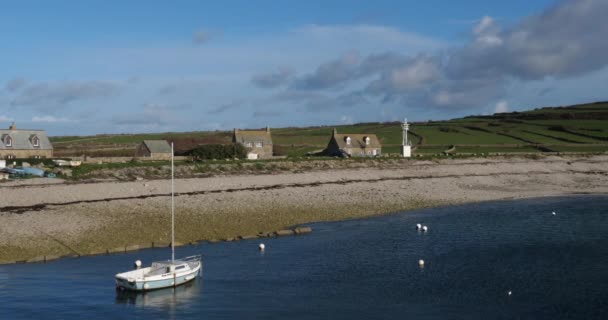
[232,127,273,159]
[323,128,381,157]
[0,123,53,159]
[135,140,172,160]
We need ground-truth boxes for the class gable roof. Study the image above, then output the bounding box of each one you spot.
[331,129,381,149]
[142,140,172,154]
[233,128,273,145]
[0,127,53,150]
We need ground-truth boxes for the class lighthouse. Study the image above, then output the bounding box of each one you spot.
[401,118,411,157]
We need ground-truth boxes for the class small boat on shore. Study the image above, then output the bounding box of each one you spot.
[115,142,202,291]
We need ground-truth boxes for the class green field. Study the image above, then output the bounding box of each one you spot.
[50,101,608,157]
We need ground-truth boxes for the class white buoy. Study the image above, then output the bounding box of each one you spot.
[418,259,425,267]
[416,223,422,230]
[134,260,142,269]
[258,243,265,251]
[508,291,512,296]
[552,211,556,215]
[422,226,428,232]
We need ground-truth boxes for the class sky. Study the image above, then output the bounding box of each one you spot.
[1,0,607,136]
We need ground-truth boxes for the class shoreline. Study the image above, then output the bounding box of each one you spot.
[1,155,607,264]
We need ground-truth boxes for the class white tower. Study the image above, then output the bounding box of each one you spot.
[401,118,411,157]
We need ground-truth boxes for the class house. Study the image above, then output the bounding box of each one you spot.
[232,127,273,159]
[135,140,172,160]
[0,123,53,159]
[324,128,382,157]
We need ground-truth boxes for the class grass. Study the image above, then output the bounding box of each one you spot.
[46,101,608,160]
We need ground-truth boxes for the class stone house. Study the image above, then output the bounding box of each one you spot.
[0,123,53,159]
[324,128,382,157]
[232,127,273,159]
[135,140,172,160]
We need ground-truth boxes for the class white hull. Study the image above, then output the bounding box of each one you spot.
[116,256,202,291]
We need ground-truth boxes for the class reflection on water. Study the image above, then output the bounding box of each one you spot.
[2,196,607,319]
[115,279,202,308]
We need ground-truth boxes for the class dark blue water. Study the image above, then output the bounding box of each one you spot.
[1,196,607,319]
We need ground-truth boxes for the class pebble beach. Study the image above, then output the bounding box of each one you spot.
[1,155,607,263]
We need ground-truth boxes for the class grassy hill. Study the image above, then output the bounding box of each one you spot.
[51,101,608,157]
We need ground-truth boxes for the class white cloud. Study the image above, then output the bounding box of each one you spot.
[32,116,74,123]
[340,115,354,124]
[494,100,509,113]
[0,115,15,122]
[473,16,495,35]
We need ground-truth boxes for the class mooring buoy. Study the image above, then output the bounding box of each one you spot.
[259,243,265,251]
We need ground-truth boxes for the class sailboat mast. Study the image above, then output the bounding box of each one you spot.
[171,142,175,263]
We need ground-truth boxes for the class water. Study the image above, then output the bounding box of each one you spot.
[1,196,607,319]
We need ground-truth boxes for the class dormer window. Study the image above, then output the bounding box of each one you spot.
[255,141,262,148]
[3,135,12,147]
[364,136,370,145]
[345,136,351,145]
[245,142,253,148]
[32,135,40,147]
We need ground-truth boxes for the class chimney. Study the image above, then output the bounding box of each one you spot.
[266,126,270,133]
[9,122,16,130]
[332,128,337,137]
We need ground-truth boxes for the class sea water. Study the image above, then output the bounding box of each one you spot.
[1,195,607,319]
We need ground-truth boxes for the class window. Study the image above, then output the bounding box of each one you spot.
[345,136,351,145]
[4,135,12,147]
[255,141,262,147]
[175,265,186,270]
[245,142,253,148]
[364,137,370,145]
[32,136,40,147]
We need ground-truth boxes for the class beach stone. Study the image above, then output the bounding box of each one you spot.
[125,244,140,252]
[240,235,258,240]
[26,256,45,263]
[294,226,312,234]
[88,249,108,256]
[107,247,125,254]
[44,255,61,262]
[275,229,295,236]
[153,242,170,248]
[207,239,220,244]
[138,242,153,249]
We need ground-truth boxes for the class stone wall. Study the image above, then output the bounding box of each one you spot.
[71,156,189,164]
[248,144,273,159]
[148,153,172,160]
[0,149,53,159]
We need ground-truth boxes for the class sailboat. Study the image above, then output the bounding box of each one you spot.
[115,142,202,291]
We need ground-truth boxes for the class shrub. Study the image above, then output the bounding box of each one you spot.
[187,144,247,160]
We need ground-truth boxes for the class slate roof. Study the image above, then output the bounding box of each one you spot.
[142,140,172,154]
[332,130,381,149]
[0,126,53,150]
[233,128,273,145]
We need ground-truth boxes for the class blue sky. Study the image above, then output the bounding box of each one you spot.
[1,0,607,136]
